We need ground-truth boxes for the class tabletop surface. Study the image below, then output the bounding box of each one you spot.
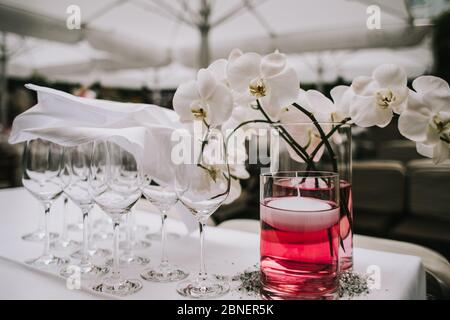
[0,188,426,300]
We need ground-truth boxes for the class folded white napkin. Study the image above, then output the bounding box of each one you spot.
[9,84,198,233]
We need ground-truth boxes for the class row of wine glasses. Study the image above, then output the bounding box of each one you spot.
[22,127,232,298]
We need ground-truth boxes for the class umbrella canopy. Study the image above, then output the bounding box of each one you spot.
[288,40,433,84]
[0,0,442,68]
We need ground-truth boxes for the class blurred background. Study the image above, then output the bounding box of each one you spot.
[0,0,449,260]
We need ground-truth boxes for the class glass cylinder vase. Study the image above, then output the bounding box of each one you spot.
[262,122,353,271]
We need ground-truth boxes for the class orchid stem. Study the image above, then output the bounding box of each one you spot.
[292,102,339,172]
[308,117,352,169]
[254,100,316,168]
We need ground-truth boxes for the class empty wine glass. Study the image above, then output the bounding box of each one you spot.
[89,140,143,296]
[140,177,189,282]
[51,148,81,251]
[174,128,231,299]
[22,139,68,268]
[60,143,109,279]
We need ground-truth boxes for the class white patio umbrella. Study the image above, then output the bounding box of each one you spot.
[0,0,440,68]
[287,40,433,85]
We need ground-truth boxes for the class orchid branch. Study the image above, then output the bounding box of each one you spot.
[291,102,338,172]
[308,117,352,167]
[255,100,316,167]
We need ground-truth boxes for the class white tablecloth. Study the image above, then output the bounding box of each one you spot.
[0,188,426,300]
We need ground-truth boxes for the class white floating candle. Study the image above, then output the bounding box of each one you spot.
[261,197,340,232]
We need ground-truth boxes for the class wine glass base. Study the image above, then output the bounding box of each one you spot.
[93,278,143,296]
[106,255,150,268]
[60,262,109,278]
[71,248,111,260]
[50,239,81,251]
[22,231,59,242]
[119,240,151,251]
[177,275,230,299]
[140,264,189,282]
[25,254,69,268]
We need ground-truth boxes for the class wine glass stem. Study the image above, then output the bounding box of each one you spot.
[112,220,120,279]
[160,212,168,265]
[43,203,51,256]
[81,209,90,265]
[199,221,207,278]
[124,214,132,255]
[61,196,69,240]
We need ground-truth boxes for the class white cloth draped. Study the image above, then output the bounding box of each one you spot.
[8,84,198,232]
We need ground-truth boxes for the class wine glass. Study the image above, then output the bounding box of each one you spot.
[22,139,68,267]
[59,143,109,279]
[89,140,143,296]
[174,128,231,298]
[51,148,81,251]
[140,176,189,282]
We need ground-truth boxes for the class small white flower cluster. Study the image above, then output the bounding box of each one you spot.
[174,48,450,165]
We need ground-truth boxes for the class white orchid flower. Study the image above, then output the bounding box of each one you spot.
[227,50,299,119]
[304,89,350,123]
[330,85,355,120]
[206,49,243,87]
[416,142,449,164]
[398,76,450,163]
[206,59,228,86]
[173,68,233,127]
[350,64,408,128]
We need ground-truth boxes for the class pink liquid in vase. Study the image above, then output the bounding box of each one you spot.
[260,196,340,300]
